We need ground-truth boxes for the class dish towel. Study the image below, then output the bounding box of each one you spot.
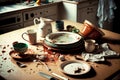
[81,43,120,62]
[97,0,117,28]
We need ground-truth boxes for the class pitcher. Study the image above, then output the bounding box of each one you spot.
[34,17,53,39]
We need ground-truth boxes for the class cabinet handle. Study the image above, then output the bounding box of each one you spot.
[30,13,34,18]
[40,12,42,14]
[87,7,93,14]
[87,7,93,10]
[87,11,93,14]
[89,1,92,4]
[46,11,48,13]
[87,12,90,14]
[25,13,29,20]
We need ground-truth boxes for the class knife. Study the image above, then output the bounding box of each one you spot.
[52,72,69,80]
[39,72,58,80]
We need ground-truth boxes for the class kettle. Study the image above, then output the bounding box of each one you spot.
[34,17,53,39]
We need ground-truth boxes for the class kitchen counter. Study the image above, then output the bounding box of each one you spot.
[0,20,120,80]
[0,1,61,14]
[0,0,97,14]
[63,0,98,4]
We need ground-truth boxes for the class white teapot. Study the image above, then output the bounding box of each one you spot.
[34,17,53,39]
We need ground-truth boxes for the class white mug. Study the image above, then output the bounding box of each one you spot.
[22,29,37,45]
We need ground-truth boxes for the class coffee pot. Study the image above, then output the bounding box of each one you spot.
[34,17,53,39]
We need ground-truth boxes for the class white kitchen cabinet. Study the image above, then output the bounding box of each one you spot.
[44,4,58,19]
[0,11,23,34]
[78,4,98,26]
[61,2,77,22]
[23,4,58,27]
[61,0,98,26]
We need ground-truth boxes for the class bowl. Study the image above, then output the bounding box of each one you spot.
[13,43,28,54]
[81,20,105,39]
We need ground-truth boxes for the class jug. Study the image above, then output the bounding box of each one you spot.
[34,17,53,39]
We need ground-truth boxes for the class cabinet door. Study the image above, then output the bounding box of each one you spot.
[0,24,23,34]
[62,2,77,21]
[44,5,57,16]
[23,4,58,27]
[78,5,98,26]
[44,5,58,20]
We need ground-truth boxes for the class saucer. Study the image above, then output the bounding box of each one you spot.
[9,49,34,61]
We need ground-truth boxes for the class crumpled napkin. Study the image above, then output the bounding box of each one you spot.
[81,43,120,62]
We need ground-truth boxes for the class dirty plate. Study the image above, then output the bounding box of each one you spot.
[44,32,84,49]
[45,32,82,45]
[60,61,91,76]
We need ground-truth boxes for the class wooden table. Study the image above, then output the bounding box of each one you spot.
[0,20,120,80]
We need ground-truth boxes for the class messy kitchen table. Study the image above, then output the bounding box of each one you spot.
[0,20,120,80]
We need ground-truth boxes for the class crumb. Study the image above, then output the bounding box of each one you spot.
[0,64,2,68]
[2,50,6,53]
[16,62,27,68]
[10,47,13,50]
[7,69,14,73]
[12,41,18,45]
[29,72,31,74]
[3,57,7,60]
[36,63,42,67]
[36,47,39,50]
[95,64,98,67]
[3,46,6,49]
[74,67,82,73]
[33,71,35,73]
[7,45,9,47]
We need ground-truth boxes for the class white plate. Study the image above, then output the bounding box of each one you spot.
[45,32,82,45]
[60,61,91,75]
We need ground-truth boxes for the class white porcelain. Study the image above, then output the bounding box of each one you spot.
[60,61,91,75]
[85,39,96,52]
[34,17,53,38]
[45,32,82,45]
[22,29,37,45]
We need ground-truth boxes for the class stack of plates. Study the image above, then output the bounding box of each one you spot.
[43,32,85,52]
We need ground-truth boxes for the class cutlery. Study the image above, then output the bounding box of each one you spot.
[39,72,58,80]
[52,72,69,80]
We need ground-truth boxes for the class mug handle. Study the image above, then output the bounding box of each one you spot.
[34,18,40,27]
[22,32,29,42]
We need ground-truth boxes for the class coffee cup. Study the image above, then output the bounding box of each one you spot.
[56,20,64,31]
[85,39,96,52]
[22,29,37,45]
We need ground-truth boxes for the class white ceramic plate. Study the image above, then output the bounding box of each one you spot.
[60,61,91,75]
[45,32,82,45]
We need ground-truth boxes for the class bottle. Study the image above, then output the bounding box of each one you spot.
[36,0,41,5]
